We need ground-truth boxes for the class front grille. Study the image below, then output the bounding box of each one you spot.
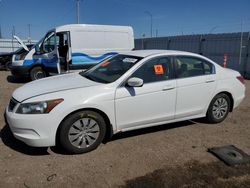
[8,98,18,112]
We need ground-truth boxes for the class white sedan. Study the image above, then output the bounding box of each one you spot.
[5,50,245,154]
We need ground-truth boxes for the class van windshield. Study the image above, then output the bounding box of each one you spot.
[80,54,143,83]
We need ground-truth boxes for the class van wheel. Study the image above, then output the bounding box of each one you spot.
[59,111,106,154]
[30,66,46,80]
[206,93,231,124]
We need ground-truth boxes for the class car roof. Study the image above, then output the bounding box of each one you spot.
[120,50,202,58]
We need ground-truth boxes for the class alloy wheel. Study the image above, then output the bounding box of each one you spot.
[68,118,100,148]
[212,97,229,120]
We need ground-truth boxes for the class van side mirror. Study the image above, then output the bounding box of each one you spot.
[127,77,143,87]
[35,45,41,55]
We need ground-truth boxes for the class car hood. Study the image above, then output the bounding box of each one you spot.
[13,73,101,102]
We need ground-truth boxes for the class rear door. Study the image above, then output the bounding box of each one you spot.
[174,56,217,119]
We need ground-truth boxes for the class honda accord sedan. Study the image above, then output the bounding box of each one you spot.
[5,50,245,154]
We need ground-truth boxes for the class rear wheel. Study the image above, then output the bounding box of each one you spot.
[206,93,231,123]
[59,111,106,154]
[30,66,47,80]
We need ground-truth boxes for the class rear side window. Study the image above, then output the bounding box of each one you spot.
[175,56,214,78]
[131,56,174,83]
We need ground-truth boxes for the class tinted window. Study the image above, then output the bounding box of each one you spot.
[175,57,214,78]
[204,61,214,75]
[131,56,174,83]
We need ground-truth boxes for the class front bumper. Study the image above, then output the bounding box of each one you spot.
[11,65,30,77]
[5,107,59,147]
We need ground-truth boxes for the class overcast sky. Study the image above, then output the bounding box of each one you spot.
[0,0,250,40]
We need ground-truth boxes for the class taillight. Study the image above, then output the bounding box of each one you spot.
[236,75,245,85]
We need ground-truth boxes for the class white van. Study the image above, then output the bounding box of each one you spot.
[11,24,134,80]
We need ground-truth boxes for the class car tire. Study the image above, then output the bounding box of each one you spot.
[206,93,231,124]
[5,61,11,71]
[30,66,47,80]
[59,111,106,154]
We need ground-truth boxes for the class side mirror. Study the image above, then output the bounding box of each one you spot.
[35,45,41,55]
[127,77,143,87]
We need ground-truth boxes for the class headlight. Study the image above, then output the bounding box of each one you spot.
[16,99,63,114]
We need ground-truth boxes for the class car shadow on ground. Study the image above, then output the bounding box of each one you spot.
[6,75,30,84]
[0,125,49,155]
[51,119,204,155]
[0,118,205,156]
[110,120,198,142]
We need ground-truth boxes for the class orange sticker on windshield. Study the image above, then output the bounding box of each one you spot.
[101,61,110,67]
[154,64,164,75]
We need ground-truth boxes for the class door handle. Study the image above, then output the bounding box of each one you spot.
[162,85,175,91]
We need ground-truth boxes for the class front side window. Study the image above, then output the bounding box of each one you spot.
[175,56,214,78]
[131,56,174,83]
[42,31,58,53]
[80,55,143,83]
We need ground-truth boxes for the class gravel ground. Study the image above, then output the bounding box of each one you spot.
[0,71,250,188]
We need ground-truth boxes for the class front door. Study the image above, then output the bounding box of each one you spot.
[33,30,60,73]
[115,56,176,130]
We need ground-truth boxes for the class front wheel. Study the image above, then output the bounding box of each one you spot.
[59,111,106,154]
[30,66,47,80]
[206,93,231,123]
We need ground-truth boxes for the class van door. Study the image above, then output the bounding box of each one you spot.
[57,32,71,72]
[33,30,60,74]
[66,32,72,71]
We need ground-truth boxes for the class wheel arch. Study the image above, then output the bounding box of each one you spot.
[55,108,113,146]
[28,64,49,80]
[212,91,234,112]
[28,63,45,73]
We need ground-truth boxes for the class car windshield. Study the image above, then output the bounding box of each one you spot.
[80,54,143,83]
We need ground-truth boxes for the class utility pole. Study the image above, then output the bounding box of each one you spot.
[12,26,15,52]
[239,20,243,66]
[0,25,2,38]
[144,11,153,38]
[28,24,31,43]
[141,33,145,49]
[76,0,80,24]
